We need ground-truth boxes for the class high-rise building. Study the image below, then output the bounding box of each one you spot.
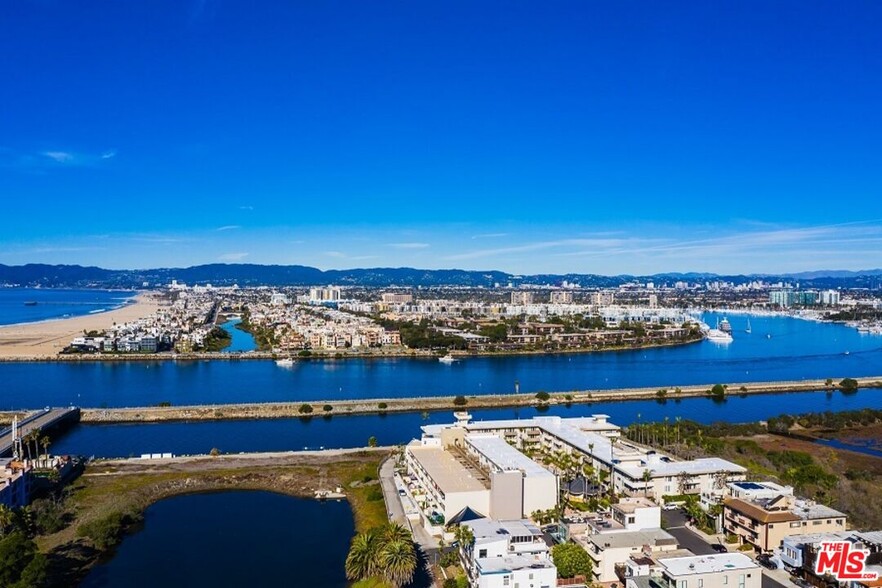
[308,286,342,303]
[819,290,841,306]
[381,293,413,304]
[591,290,615,306]
[549,291,573,304]
[510,291,534,305]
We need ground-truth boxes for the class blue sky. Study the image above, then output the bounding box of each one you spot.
[1,1,881,274]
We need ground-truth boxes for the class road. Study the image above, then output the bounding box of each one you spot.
[661,510,791,588]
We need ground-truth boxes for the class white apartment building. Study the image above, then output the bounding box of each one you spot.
[461,519,556,588]
[653,554,762,588]
[585,528,679,582]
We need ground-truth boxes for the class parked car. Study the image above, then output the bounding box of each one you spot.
[756,554,777,570]
[711,544,728,553]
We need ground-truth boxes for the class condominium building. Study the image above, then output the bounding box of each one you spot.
[461,519,557,588]
[0,458,31,508]
[511,291,534,305]
[654,554,762,588]
[585,528,679,582]
[308,286,342,303]
[723,494,847,552]
[550,291,574,304]
[381,292,413,304]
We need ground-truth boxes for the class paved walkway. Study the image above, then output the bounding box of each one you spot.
[379,456,440,585]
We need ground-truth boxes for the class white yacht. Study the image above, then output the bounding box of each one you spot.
[719,317,732,333]
[438,354,456,364]
[275,358,296,367]
[706,329,733,343]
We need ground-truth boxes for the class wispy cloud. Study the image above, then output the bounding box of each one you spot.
[239,205,254,211]
[324,251,378,261]
[387,242,430,249]
[41,149,118,167]
[471,233,509,239]
[43,151,75,163]
[218,252,249,262]
[216,225,241,231]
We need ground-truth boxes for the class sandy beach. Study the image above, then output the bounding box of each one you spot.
[0,293,164,358]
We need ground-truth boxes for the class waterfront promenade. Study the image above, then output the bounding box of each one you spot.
[12,375,877,425]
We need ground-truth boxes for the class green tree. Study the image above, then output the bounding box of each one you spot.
[298,403,314,414]
[379,539,417,587]
[345,529,380,581]
[551,542,593,579]
[535,391,550,402]
[0,532,48,588]
[368,436,378,447]
[839,378,859,391]
[453,395,467,407]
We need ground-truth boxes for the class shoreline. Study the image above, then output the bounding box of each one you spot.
[0,292,163,358]
[37,448,392,587]
[5,376,874,425]
[0,289,139,329]
[0,335,704,362]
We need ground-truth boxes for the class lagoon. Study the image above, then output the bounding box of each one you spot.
[81,491,352,588]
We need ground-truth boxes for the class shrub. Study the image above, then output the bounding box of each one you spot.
[367,436,378,447]
[656,389,667,399]
[77,510,141,551]
[323,404,333,412]
[453,395,467,406]
[378,402,388,410]
[209,447,220,457]
[298,403,314,414]
[365,486,384,502]
[840,378,859,391]
[552,542,593,579]
[709,384,726,399]
[535,391,550,402]
[297,349,312,357]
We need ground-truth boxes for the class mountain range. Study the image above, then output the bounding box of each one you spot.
[2,264,881,289]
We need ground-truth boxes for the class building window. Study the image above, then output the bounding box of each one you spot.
[679,581,688,588]
[479,549,487,558]
[723,576,728,584]
[699,580,704,588]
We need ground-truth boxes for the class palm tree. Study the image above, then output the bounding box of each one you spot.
[380,522,411,544]
[345,529,380,581]
[379,539,417,588]
[642,469,653,497]
[663,416,669,447]
[41,435,51,463]
[0,504,14,537]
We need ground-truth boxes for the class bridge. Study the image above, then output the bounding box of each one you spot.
[0,407,81,457]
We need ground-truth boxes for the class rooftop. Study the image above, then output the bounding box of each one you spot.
[588,528,676,550]
[476,554,555,574]
[659,553,759,577]
[466,518,544,542]
[465,434,555,478]
[407,445,488,493]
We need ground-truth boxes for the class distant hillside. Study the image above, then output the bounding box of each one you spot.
[1,263,881,289]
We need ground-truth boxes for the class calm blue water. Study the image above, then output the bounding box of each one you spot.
[52,389,882,458]
[219,319,257,352]
[815,437,882,459]
[0,288,136,326]
[81,492,352,588]
[1,312,879,409]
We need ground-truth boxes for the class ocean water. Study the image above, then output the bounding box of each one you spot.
[0,288,136,326]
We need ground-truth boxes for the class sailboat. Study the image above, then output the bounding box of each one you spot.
[745,319,752,334]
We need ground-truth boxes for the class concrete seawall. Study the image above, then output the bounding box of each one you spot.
[24,376,879,424]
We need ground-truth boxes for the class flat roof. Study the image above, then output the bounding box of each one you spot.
[588,529,676,549]
[477,554,555,574]
[466,519,544,541]
[407,446,488,493]
[618,457,746,479]
[659,554,759,576]
[466,434,555,478]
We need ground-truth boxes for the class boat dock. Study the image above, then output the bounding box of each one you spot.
[0,407,81,456]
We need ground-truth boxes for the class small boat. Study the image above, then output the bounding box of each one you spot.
[719,317,732,333]
[745,319,752,334]
[438,354,456,364]
[766,333,772,339]
[23,301,37,306]
[275,358,295,367]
